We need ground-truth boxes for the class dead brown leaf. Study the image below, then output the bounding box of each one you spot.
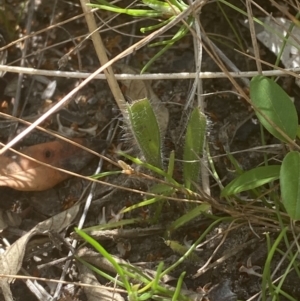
[0,138,100,191]
[78,264,124,301]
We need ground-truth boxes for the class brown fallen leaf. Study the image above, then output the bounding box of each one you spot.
[0,203,81,301]
[78,264,125,301]
[0,138,104,191]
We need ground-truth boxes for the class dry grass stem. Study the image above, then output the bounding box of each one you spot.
[80,0,126,113]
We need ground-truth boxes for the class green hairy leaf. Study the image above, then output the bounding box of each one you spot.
[183,108,207,190]
[127,98,162,168]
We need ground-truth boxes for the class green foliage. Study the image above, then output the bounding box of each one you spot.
[82,1,300,297]
[111,99,210,227]
[124,99,208,194]
[75,228,192,301]
[88,0,192,72]
[183,108,207,190]
[218,71,300,297]
[88,0,165,17]
[221,166,280,197]
[280,151,300,220]
[167,203,211,232]
[76,218,231,300]
[165,240,202,263]
[250,75,298,143]
[127,98,163,169]
[222,74,300,222]
[75,228,132,292]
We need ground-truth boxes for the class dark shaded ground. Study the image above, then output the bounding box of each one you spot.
[0,1,300,301]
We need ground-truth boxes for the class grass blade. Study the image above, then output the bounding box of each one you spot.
[221,165,280,197]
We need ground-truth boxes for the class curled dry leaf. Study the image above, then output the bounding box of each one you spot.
[0,203,81,301]
[0,138,102,191]
[78,265,125,301]
[208,280,237,301]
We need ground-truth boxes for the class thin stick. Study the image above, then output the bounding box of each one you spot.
[0,65,300,80]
